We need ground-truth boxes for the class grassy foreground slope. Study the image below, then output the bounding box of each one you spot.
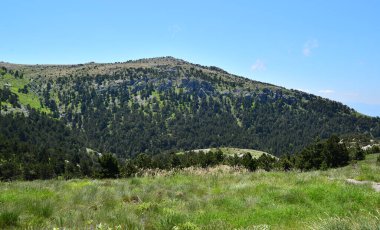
[1,154,380,229]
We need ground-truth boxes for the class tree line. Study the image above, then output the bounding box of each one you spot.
[0,114,374,180]
[95,135,370,178]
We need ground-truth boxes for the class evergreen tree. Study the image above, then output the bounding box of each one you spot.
[98,154,120,178]
[240,153,257,171]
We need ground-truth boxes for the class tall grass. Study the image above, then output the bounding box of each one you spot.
[0,211,19,228]
[0,154,379,229]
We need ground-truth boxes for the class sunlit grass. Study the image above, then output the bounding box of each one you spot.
[0,73,50,113]
[0,154,379,229]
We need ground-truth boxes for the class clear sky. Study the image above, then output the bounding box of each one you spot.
[1,0,380,117]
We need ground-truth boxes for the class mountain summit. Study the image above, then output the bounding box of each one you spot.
[1,57,379,156]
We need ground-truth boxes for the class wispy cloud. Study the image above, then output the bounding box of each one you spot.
[251,59,266,71]
[169,24,182,38]
[318,89,335,94]
[303,39,319,57]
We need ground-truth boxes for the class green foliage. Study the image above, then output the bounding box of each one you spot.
[257,154,277,171]
[115,150,267,175]
[0,110,92,181]
[240,153,257,171]
[0,71,50,113]
[98,154,120,178]
[0,154,380,229]
[122,159,138,177]
[3,62,379,158]
[278,154,294,171]
[365,145,380,154]
[294,135,350,171]
[1,86,19,105]
[325,135,350,168]
[133,153,153,169]
[1,60,379,181]
[0,211,19,228]
[29,200,54,218]
[352,144,365,161]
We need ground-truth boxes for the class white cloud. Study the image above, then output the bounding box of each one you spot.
[251,59,266,71]
[303,39,319,57]
[318,89,335,94]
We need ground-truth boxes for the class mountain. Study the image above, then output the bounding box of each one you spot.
[1,57,380,158]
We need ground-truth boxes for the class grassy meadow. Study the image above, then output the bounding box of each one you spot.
[0,73,51,113]
[1,154,379,229]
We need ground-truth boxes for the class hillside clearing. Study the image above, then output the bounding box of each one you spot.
[177,147,272,159]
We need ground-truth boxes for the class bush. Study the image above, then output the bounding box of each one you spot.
[294,135,350,171]
[240,153,257,172]
[257,154,277,171]
[122,159,138,177]
[278,154,294,171]
[352,144,365,161]
[98,153,120,178]
[371,145,380,154]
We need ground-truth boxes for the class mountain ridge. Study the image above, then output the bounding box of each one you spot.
[0,57,368,115]
[1,56,281,90]
[1,57,379,157]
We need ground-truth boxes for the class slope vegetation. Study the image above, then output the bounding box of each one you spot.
[1,57,380,157]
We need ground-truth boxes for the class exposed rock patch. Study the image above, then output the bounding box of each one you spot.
[346,179,380,192]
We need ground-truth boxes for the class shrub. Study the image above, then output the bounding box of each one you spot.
[257,154,277,171]
[352,144,365,161]
[122,159,137,177]
[241,153,257,172]
[98,153,120,178]
[372,145,380,154]
[294,135,350,171]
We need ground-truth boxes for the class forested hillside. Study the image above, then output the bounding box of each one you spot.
[0,107,93,180]
[1,57,380,158]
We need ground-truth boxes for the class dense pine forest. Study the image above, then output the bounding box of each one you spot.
[1,57,380,180]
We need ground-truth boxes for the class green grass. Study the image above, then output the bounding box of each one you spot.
[0,211,19,228]
[0,154,379,229]
[322,153,380,182]
[0,73,50,113]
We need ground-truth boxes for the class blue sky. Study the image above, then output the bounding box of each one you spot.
[1,0,380,116]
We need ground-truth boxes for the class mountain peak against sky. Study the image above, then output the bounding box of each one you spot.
[2,1,380,115]
[0,56,372,116]
[1,57,234,80]
[1,57,379,157]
